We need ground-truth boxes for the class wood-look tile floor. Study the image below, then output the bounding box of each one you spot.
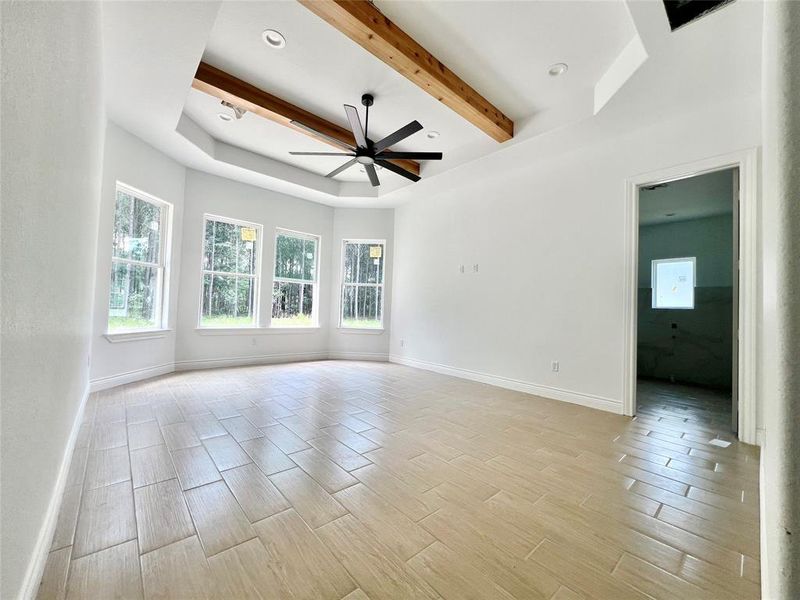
[637,379,734,434]
[38,361,761,599]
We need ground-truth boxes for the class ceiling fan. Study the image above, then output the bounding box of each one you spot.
[289,94,442,187]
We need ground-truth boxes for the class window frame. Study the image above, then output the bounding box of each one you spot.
[198,213,263,329]
[107,182,173,335]
[338,238,386,331]
[651,256,697,310]
[270,228,321,329]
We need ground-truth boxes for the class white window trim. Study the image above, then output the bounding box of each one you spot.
[270,228,321,328]
[104,329,171,343]
[198,214,263,329]
[338,238,386,330]
[106,182,173,336]
[651,256,696,310]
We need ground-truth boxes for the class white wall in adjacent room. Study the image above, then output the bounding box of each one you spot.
[90,122,187,387]
[328,208,395,360]
[174,170,336,369]
[0,2,104,598]
[390,96,760,414]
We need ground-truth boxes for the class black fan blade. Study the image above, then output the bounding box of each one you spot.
[290,120,355,151]
[364,163,380,187]
[373,120,423,153]
[289,152,355,156]
[343,105,368,148]
[375,159,421,183]
[326,158,358,178]
[376,151,442,160]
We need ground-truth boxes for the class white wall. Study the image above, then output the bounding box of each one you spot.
[0,2,104,598]
[90,122,186,388]
[760,1,800,596]
[327,209,395,360]
[175,170,336,368]
[390,96,760,413]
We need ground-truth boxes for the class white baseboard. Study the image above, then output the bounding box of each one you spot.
[89,362,175,392]
[19,384,90,600]
[389,354,623,414]
[174,351,329,372]
[328,351,389,361]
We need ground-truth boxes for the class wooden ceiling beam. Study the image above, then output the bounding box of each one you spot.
[192,62,420,175]
[297,0,514,143]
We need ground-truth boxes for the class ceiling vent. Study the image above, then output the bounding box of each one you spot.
[662,0,736,31]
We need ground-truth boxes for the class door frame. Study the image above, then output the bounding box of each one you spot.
[622,148,759,445]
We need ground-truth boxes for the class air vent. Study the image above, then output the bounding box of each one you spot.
[663,0,736,31]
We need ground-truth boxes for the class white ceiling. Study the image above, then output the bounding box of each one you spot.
[373,0,637,119]
[101,0,763,207]
[639,169,735,226]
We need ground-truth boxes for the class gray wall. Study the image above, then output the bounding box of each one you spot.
[637,214,733,389]
[1,2,104,597]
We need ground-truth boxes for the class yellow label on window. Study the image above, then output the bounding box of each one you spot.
[241,227,257,241]
[369,246,382,258]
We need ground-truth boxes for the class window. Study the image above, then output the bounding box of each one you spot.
[272,229,319,327]
[652,257,696,309]
[108,183,171,332]
[340,240,385,329]
[200,215,261,328]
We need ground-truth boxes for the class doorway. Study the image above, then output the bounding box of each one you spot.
[622,150,759,443]
[635,168,738,433]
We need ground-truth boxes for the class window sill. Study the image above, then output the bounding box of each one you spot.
[195,326,321,336]
[104,329,171,343]
[337,327,385,335]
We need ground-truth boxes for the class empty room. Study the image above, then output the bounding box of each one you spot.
[2,1,798,599]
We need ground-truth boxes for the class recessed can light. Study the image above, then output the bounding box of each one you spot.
[262,29,286,49]
[548,62,569,77]
[218,113,233,122]
[426,130,440,139]
[665,212,676,217]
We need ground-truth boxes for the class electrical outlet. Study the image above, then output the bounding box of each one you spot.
[400,339,405,348]
[459,265,465,274]
[551,361,559,372]
[473,264,479,272]
[251,337,257,346]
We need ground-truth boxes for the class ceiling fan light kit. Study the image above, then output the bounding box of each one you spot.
[289,93,442,187]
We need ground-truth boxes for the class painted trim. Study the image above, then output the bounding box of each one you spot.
[622,148,760,445]
[19,385,90,600]
[390,355,623,414]
[328,351,389,361]
[194,326,321,336]
[759,437,769,597]
[103,329,171,343]
[89,362,175,392]
[174,351,329,371]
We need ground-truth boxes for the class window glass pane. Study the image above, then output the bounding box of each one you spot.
[112,191,161,263]
[203,219,257,275]
[343,242,383,284]
[107,261,159,331]
[653,259,695,309]
[343,242,359,283]
[341,284,382,328]
[275,234,307,280]
[303,238,317,281]
[200,273,256,327]
[272,281,314,327]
